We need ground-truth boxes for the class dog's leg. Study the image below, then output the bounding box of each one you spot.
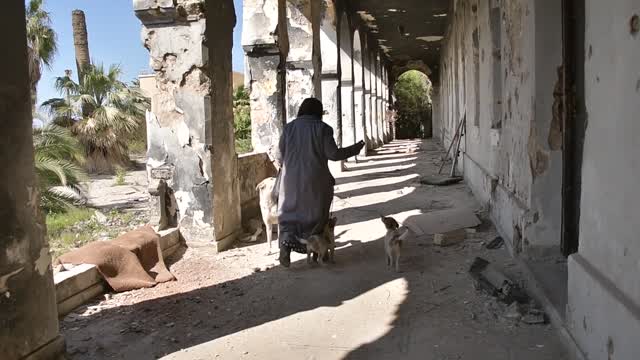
[265,222,272,255]
[394,253,400,273]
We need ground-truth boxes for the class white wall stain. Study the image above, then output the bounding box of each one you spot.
[417,36,444,42]
[34,247,51,275]
[175,190,192,221]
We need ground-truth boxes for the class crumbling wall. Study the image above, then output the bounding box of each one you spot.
[243,0,285,158]
[0,3,64,358]
[135,0,241,250]
[438,0,563,257]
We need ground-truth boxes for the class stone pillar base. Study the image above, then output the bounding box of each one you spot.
[22,335,66,360]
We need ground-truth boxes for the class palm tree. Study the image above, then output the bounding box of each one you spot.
[26,0,58,108]
[71,9,91,84]
[43,64,149,174]
[33,123,86,213]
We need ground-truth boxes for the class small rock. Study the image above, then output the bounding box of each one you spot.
[94,211,108,224]
[253,267,262,273]
[170,337,178,343]
[166,322,175,328]
[104,293,112,301]
[193,320,202,326]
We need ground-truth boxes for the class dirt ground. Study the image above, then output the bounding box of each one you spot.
[60,140,568,360]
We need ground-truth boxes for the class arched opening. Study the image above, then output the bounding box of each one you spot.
[338,12,354,147]
[392,69,433,139]
[352,29,366,154]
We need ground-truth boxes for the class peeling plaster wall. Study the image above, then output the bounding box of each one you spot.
[136,0,241,250]
[284,0,321,120]
[0,3,63,358]
[438,0,563,258]
[567,1,640,358]
[243,0,285,157]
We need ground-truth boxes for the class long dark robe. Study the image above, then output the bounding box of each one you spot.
[277,115,361,253]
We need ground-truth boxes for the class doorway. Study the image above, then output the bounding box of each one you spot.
[561,0,586,257]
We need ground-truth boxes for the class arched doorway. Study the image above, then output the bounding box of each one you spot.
[393,69,433,139]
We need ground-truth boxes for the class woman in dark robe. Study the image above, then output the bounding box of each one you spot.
[276,98,365,267]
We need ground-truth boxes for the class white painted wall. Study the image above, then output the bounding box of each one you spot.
[568,1,640,358]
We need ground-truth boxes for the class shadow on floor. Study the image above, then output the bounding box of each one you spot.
[63,139,567,360]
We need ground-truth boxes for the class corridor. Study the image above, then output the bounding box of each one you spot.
[61,140,567,360]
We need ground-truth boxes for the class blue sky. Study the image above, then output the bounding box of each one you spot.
[36,0,244,106]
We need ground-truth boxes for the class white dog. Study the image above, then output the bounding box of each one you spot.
[256,177,279,254]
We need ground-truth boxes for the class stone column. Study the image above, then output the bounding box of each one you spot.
[340,80,355,147]
[363,49,373,150]
[243,0,285,158]
[135,0,241,251]
[383,67,390,142]
[375,56,383,146]
[371,53,380,148]
[284,0,321,121]
[319,0,343,174]
[352,33,365,155]
[0,2,64,359]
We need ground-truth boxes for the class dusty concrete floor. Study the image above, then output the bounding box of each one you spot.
[61,140,568,360]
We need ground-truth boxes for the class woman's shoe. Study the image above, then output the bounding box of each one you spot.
[279,248,291,268]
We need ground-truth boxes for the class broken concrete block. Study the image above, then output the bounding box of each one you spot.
[485,236,504,249]
[469,257,529,304]
[433,229,466,246]
[522,309,547,325]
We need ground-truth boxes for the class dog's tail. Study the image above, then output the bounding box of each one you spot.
[296,236,309,245]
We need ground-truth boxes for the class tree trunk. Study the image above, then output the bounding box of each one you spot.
[27,46,40,111]
[71,10,90,85]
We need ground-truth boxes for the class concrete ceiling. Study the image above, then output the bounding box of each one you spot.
[348,0,451,80]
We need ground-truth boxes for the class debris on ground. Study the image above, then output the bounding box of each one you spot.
[485,236,504,249]
[522,308,547,324]
[469,257,529,304]
[433,228,467,246]
[419,175,464,186]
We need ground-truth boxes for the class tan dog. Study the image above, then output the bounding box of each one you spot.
[381,216,410,272]
[256,177,278,254]
[298,217,337,265]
